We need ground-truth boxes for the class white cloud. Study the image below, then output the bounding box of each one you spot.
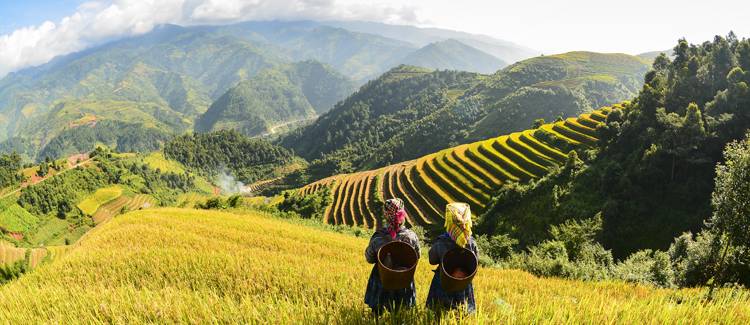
[0,0,420,78]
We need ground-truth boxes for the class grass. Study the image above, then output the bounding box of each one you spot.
[0,208,746,323]
[77,186,123,216]
[143,152,186,174]
[0,198,37,233]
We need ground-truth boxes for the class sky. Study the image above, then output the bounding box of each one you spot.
[0,0,749,77]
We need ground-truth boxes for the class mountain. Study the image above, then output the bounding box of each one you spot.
[278,65,485,177]
[637,49,672,63]
[469,51,650,140]
[324,20,538,63]
[400,39,506,73]
[0,20,532,161]
[280,52,650,176]
[218,21,418,81]
[195,61,355,136]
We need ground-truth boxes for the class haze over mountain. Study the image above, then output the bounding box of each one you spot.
[323,20,538,63]
[0,20,530,161]
[400,39,506,74]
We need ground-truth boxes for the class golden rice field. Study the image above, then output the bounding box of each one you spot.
[0,243,70,269]
[0,208,746,323]
[301,105,617,228]
[77,186,123,216]
[91,194,154,224]
[143,152,186,174]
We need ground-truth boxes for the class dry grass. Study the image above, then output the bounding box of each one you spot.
[0,208,746,324]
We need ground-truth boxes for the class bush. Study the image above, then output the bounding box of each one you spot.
[277,186,332,219]
[612,250,675,287]
[475,234,518,263]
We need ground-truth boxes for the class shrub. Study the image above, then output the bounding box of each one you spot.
[612,250,675,287]
[277,186,332,219]
[475,234,518,263]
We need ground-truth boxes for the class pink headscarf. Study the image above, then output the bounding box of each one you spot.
[385,198,407,239]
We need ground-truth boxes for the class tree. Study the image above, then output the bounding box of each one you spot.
[37,161,49,177]
[708,132,750,292]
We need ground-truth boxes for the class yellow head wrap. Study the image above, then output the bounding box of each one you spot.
[444,202,472,248]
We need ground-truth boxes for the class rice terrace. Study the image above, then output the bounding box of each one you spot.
[0,0,749,323]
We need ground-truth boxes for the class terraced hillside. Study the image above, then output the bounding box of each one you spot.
[300,106,616,226]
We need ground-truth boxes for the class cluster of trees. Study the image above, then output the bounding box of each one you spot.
[18,165,110,218]
[164,130,294,184]
[35,157,65,177]
[195,195,242,210]
[37,120,170,162]
[0,153,25,188]
[276,186,332,220]
[478,34,750,288]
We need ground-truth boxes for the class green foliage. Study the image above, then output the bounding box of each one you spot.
[702,132,750,288]
[549,213,602,258]
[475,234,518,265]
[282,52,649,180]
[0,258,27,285]
[611,250,675,288]
[710,133,750,248]
[164,130,294,184]
[18,166,111,217]
[483,34,750,259]
[280,66,483,177]
[277,186,332,220]
[0,153,24,188]
[195,195,242,210]
[195,61,354,137]
[0,198,38,233]
[37,120,171,161]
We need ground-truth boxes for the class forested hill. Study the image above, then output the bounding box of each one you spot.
[280,52,649,179]
[278,66,484,178]
[480,35,750,258]
[468,51,650,140]
[164,130,297,185]
[194,61,355,137]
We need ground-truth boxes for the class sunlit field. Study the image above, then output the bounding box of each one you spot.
[0,208,746,323]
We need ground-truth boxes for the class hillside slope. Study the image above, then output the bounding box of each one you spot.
[0,208,744,322]
[400,39,506,73]
[468,51,650,140]
[281,53,648,176]
[298,106,615,228]
[195,61,355,136]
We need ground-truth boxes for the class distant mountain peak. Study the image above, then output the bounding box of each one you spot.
[399,39,506,74]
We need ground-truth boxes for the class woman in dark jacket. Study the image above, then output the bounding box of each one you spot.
[426,202,478,313]
[364,198,421,314]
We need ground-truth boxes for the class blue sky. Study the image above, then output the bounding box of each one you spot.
[0,0,85,34]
